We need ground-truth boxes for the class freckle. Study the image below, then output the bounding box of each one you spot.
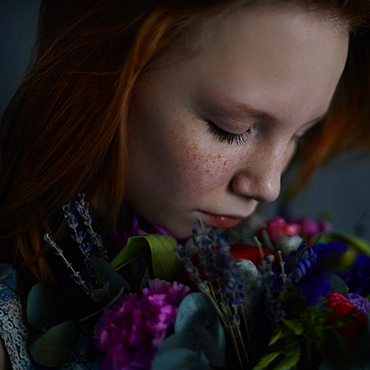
[223,161,227,166]
[217,154,221,159]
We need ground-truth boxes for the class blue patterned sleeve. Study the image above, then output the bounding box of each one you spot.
[0,264,33,369]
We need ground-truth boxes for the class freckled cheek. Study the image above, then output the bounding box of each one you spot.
[174,140,238,191]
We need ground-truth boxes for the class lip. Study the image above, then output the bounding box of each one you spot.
[197,211,245,229]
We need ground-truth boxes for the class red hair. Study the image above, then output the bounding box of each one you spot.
[1,0,370,285]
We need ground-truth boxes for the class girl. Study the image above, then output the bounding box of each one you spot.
[1,0,370,368]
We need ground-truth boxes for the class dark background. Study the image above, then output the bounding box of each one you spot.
[1,0,369,238]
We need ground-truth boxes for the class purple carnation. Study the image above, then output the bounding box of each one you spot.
[347,293,370,316]
[94,279,190,369]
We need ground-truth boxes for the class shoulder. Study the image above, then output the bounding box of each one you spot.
[0,264,33,369]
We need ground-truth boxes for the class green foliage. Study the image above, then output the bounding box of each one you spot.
[152,347,213,370]
[29,321,80,367]
[253,287,357,370]
[175,293,226,367]
[154,293,226,369]
[111,234,183,286]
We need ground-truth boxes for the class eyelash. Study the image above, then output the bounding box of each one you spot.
[206,121,250,145]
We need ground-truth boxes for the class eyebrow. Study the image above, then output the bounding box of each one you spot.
[211,94,326,127]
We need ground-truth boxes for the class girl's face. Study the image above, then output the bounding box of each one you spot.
[126,3,349,240]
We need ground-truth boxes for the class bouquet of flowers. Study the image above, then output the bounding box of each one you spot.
[27,195,370,369]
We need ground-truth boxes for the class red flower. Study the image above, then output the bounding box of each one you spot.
[230,244,272,266]
[325,290,368,346]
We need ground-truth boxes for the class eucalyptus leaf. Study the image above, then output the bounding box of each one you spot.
[90,288,106,303]
[90,256,130,297]
[175,292,226,367]
[111,234,183,282]
[158,330,200,351]
[152,348,212,370]
[29,321,80,367]
[27,283,61,331]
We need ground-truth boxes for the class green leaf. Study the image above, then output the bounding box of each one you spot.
[150,235,183,281]
[29,321,80,366]
[90,256,131,297]
[253,352,281,369]
[282,319,304,335]
[275,348,301,370]
[27,283,61,331]
[269,329,284,346]
[110,235,149,270]
[175,293,226,367]
[111,234,183,281]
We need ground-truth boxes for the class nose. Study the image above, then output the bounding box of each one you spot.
[231,149,283,203]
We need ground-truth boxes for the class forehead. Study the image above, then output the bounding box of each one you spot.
[162,2,349,122]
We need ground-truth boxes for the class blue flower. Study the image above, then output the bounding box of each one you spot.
[339,253,370,296]
[284,242,349,305]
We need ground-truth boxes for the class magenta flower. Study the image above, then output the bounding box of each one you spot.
[94,279,190,369]
[293,215,331,244]
[258,216,301,245]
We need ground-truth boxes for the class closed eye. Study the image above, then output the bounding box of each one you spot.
[206,121,250,145]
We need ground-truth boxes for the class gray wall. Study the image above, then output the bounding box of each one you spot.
[0,0,40,114]
[1,0,369,239]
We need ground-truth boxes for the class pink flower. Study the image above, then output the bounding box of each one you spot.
[94,279,190,369]
[295,216,331,244]
[258,216,301,245]
[257,216,332,246]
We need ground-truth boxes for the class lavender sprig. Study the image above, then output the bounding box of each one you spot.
[74,194,108,260]
[63,202,93,272]
[44,234,93,295]
[178,223,251,368]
